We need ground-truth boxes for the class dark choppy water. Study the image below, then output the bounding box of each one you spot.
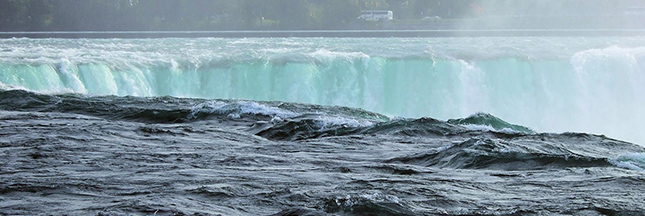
[1,90,644,215]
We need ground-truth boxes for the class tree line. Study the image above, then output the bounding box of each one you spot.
[0,0,641,31]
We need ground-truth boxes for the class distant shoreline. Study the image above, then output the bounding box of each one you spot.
[1,29,645,38]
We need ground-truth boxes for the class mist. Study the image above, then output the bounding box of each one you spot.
[457,0,645,30]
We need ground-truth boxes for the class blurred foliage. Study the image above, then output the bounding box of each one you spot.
[0,0,641,31]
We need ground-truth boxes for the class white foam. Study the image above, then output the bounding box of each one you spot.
[270,116,283,124]
[188,101,297,120]
[313,115,374,130]
[461,124,521,134]
[307,49,369,62]
[334,192,402,208]
[610,153,645,171]
[359,193,401,204]
[234,101,297,118]
[0,83,27,91]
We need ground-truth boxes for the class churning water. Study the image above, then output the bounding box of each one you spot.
[1,37,645,215]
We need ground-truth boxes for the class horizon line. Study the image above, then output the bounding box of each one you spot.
[2,29,645,38]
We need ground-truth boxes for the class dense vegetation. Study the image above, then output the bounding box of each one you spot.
[0,0,642,31]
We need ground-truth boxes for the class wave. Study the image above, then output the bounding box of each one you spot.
[272,193,416,216]
[0,90,195,123]
[386,138,609,170]
[257,113,534,141]
[447,112,535,134]
[610,153,645,171]
[0,89,387,127]
[322,193,415,216]
[387,132,645,171]
[2,89,644,172]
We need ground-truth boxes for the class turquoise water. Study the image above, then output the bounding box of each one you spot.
[1,37,645,144]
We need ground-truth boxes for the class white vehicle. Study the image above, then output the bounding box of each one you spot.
[358,10,393,21]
